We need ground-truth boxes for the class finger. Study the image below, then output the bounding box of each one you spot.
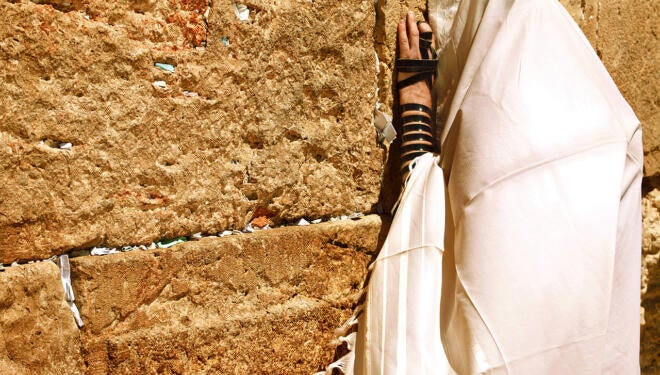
[418,21,432,35]
[397,19,409,56]
[406,11,419,56]
[418,21,433,45]
[418,21,434,57]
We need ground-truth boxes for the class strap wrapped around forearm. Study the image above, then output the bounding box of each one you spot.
[400,103,433,117]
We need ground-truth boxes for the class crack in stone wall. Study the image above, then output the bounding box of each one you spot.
[0,213,369,270]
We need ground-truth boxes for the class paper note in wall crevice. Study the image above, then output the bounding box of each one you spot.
[58,255,84,328]
[233,3,250,21]
[374,110,396,145]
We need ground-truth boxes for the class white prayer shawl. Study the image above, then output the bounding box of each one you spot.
[436,0,642,373]
[317,0,642,374]
[355,153,452,375]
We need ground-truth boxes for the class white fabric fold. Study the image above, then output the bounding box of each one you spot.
[355,153,454,375]
[318,0,641,373]
[435,0,642,373]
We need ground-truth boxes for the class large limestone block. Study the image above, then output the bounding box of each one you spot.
[70,216,383,374]
[0,0,382,264]
[82,300,348,374]
[0,262,84,374]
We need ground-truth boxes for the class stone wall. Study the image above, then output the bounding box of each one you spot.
[0,0,382,263]
[0,0,657,373]
[0,217,382,374]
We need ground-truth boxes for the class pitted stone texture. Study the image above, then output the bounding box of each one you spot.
[29,0,209,47]
[82,301,348,375]
[642,189,660,372]
[0,0,381,264]
[71,216,382,374]
[0,262,84,374]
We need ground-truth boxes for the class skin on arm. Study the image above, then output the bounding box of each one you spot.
[397,11,436,181]
[397,12,433,109]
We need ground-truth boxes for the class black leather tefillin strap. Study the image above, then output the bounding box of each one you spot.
[396,27,438,181]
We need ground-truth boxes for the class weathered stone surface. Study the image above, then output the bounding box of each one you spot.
[0,261,84,374]
[82,300,349,374]
[70,215,383,374]
[0,0,382,263]
[642,189,660,372]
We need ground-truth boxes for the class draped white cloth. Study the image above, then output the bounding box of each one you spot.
[318,0,642,374]
[354,153,453,375]
[435,0,642,373]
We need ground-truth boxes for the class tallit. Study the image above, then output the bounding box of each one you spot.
[317,0,642,373]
